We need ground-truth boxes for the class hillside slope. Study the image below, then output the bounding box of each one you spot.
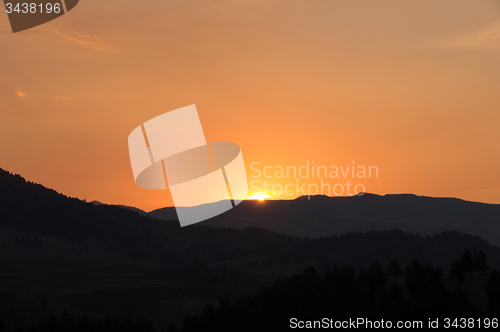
[1,168,500,328]
[150,194,500,246]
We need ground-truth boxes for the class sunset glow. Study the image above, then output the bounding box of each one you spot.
[247,193,272,201]
[1,0,500,211]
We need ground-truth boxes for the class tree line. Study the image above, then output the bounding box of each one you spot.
[2,251,499,332]
[175,254,500,332]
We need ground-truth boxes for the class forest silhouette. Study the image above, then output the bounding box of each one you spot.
[1,168,499,331]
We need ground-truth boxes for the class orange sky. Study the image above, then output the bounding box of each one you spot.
[1,0,500,211]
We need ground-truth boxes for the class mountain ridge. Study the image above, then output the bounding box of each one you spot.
[147,192,500,246]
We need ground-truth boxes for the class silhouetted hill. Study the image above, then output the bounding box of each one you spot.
[90,200,148,216]
[149,193,500,246]
[2,167,500,274]
[149,206,178,221]
[1,167,500,329]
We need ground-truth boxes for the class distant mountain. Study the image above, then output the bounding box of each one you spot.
[2,166,499,269]
[149,205,178,221]
[90,200,148,216]
[149,194,500,246]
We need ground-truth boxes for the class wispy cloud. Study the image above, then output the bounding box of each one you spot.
[431,20,500,49]
[52,30,121,53]
[1,83,28,99]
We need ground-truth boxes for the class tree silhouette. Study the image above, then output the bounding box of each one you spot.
[449,260,466,282]
[450,284,476,316]
[462,250,474,275]
[485,269,500,315]
[475,250,491,274]
[387,260,402,276]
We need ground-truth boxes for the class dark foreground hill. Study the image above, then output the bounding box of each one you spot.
[1,168,500,330]
[150,193,500,246]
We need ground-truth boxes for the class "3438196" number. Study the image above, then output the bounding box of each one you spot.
[5,3,61,14]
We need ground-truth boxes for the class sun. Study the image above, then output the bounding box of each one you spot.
[247,193,272,201]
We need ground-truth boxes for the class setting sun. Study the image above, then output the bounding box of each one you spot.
[247,193,272,201]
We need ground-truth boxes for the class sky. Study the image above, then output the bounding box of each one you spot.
[1,0,500,211]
